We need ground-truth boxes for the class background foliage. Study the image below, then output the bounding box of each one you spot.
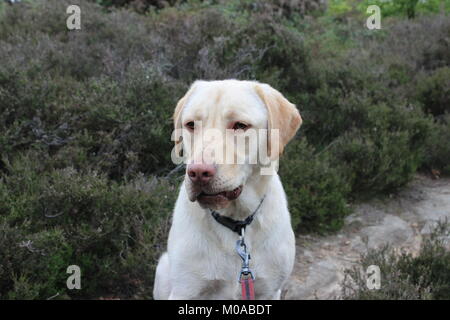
[341,221,450,300]
[0,0,449,299]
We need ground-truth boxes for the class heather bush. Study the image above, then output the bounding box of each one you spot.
[341,220,450,299]
[422,24,450,70]
[357,0,450,19]
[329,104,432,195]
[417,67,450,117]
[280,138,351,233]
[94,0,181,12]
[150,7,262,82]
[93,0,327,16]
[423,115,450,175]
[328,0,450,19]
[0,152,177,299]
[0,64,184,178]
[0,0,188,178]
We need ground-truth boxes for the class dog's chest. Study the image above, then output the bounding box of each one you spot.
[196,278,273,299]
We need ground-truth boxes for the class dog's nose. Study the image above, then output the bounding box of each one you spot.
[187,164,216,185]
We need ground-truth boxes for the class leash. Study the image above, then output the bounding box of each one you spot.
[208,195,265,300]
[236,227,255,300]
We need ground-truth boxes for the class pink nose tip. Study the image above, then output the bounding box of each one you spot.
[187,163,216,185]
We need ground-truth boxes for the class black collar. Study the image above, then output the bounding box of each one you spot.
[209,195,266,235]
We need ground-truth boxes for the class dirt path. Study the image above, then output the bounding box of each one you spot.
[284,175,450,300]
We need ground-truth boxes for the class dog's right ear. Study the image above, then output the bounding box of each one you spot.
[172,81,201,152]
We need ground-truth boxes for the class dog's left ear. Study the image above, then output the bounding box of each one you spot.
[255,83,302,160]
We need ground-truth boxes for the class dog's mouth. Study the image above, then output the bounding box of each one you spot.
[197,186,243,202]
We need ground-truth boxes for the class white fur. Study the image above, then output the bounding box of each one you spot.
[153,80,297,300]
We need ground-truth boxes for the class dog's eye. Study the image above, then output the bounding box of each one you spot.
[232,122,249,131]
[185,121,195,131]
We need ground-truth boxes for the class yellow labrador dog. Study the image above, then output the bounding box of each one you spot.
[153,79,301,300]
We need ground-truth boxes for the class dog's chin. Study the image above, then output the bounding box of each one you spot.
[188,186,243,210]
[196,194,231,210]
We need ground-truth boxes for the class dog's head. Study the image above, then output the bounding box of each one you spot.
[172,80,301,210]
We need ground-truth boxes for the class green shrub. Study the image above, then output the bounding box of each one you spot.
[422,23,450,70]
[0,0,187,178]
[93,0,327,16]
[150,7,260,82]
[280,138,351,233]
[328,0,354,16]
[417,67,450,117]
[251,17,313,96]
[329,104,432,195]
[330,0,450,19]
[0,64,183,179]
[93,0,187,12]
[0,152,178,299]
[341,220,450,299]
[423,115,450,175]
[293,49,434,194]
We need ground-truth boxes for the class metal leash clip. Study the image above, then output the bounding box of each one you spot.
[235,228,255,282]
[236,228,256,300]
